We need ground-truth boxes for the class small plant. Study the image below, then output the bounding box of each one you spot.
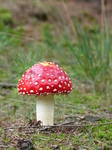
[0,8,13,25]
[43,16,112,94]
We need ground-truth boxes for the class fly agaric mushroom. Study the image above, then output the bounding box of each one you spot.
[18,62,72,125]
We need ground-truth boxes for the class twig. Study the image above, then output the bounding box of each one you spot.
[0,32,40,42]
[4,122,112,130]
[0,145,8,148]
[61,0,76,37]
[57,121,77,125]
[0,83,17,88]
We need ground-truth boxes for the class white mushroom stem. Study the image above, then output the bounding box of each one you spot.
[36,95,54,125]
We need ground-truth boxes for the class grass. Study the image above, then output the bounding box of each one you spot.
[0,1,112,149]
[43,19,112,94]
[43,0,112,96]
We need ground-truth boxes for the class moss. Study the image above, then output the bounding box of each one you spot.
[84,25,98,33]
[0,8,13,25]
[83,11,96,22]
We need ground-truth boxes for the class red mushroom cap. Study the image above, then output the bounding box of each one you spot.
[18,62,72,95]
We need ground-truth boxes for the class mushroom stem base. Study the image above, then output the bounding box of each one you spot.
[36,95,54,125]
